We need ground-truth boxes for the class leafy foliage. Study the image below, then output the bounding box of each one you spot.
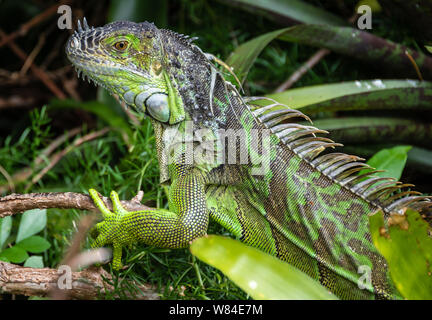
[370,209,432,299]
[0,209,51,267]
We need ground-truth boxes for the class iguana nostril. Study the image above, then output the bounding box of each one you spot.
[69,37,79,49]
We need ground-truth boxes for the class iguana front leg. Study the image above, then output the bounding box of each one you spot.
[89,174,209,270]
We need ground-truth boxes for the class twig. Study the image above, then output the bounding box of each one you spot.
[0,95,36,110]
[0,127,82,194]
[0,1,70,48]
[63,77,82,101]
[0,66,71,86]
[20,33,46,76]
[274,48,330,92]
[274,13,358,92]
[0,29,66,99]
[0,165,14,193]
[26,128,110,190]
[0,262,159,300]
[0,191,152,218]
[405,50,424,81]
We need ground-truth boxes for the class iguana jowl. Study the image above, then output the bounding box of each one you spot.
[66,19,432,299]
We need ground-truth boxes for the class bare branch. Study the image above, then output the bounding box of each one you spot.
[274,48,330,92]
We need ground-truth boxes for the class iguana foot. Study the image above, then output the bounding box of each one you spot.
[89,188,135,270]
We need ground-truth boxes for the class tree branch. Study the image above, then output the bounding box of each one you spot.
[0,262,159,300]
[0,191,153,218]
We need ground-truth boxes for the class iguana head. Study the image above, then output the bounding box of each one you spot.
[66,19,226,182]
[66,19,218,127]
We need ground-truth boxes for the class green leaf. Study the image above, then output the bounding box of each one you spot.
[223,0,346,26]
[16,236,51,253]
[0,246,29,263]
[356,0,382,12]
[24,256,44,268]
[311,117,432,148]
[266,80,432,113]
[0,216,12,249]
[16,209,47,243]
[226,29,290,84]
[365,146,412,181]
[190,235,337,300]
[276,25,432,79]
[343,145,432,175]
[226,24,432,83]
[370,209,432,299]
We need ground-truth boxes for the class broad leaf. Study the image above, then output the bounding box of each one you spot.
[16,236,51,253]
[343,145,432,175]
[0,246,29,264]
[365,146,411,181]
[311,117,432,148]
[277,25,432,79]
[266,80,432,112]
[227,24,432,83]
[24,256,44,268]
[226,29,290,84]
[16,209,47,243]
[356,0,382,12]
[370,209,432,299]
[190,235,337,300]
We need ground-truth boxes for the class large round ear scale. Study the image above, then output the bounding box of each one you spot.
[145,93,170,123]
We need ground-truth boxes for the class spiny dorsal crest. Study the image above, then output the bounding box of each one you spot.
[245,96,432,217]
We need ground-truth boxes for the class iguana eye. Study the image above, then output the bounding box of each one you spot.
[114,41,129,51]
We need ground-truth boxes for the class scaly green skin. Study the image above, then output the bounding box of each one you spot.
[66,20,431,299]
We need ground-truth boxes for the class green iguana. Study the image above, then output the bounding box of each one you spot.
[65,19,432,300]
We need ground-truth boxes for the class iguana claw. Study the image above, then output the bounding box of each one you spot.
[89,188,134,270]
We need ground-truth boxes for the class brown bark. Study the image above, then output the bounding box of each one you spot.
[0,191,152,218]
[0,262,159,300]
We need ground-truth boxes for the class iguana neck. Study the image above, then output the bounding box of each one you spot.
[159,29,225,128]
